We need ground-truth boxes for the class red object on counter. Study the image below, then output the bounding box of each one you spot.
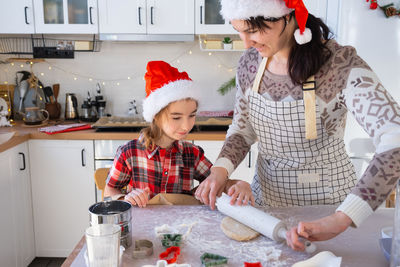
[159,246,180,264]
[244,262,262,267]
[39,123,92,134]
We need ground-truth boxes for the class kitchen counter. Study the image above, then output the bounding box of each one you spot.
[0,121,227,153]
[63,205,393,267]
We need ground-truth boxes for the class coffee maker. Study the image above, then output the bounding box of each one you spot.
[65,93,79,120]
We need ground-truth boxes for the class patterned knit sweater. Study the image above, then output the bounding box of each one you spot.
[214,39,400,227]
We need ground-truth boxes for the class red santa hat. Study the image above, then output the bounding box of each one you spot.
[220,0,312,45]
[142,61,200,122]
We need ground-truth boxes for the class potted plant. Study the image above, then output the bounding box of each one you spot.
[222,37,233,50]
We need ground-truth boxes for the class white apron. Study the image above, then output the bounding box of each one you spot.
[249,58,357,207]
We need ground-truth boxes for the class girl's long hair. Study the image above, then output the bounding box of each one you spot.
[245,11,333,84]
[140,98,198,150]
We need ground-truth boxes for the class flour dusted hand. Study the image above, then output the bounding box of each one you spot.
[227,180,255,206]
[195,167,228,210]
[286,211,352,251]
[124,187,151,208]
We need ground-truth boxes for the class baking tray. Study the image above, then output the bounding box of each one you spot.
[92,116,232,132]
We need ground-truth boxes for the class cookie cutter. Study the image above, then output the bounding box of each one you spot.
[200,252,228,266]
[159,246,181,264]
[132,239,153,259]
[161,234,182,248]
[244,262,262,267]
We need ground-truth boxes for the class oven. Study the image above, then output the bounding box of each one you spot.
[94,139,130,202]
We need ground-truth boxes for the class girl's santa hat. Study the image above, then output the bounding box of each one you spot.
[220,0,312,45]
[142,61,200,122]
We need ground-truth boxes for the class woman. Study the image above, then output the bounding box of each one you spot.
[195,0,400,251]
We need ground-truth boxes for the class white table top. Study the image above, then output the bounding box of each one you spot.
[69,205,393,267]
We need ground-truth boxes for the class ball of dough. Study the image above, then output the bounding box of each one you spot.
[220,216,260,241]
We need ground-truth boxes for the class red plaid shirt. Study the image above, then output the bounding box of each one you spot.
[106,139,212,197]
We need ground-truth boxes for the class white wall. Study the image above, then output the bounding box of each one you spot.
[0,38,241,116]
[337,1,400,150]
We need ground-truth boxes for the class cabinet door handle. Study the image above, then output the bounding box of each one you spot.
[89,6,94,24]
[200,5,203,24]
[24,6,29,24]
[138,7,142,25]
[248,151,251,168]
[81,149,86,167]
[150,6,154,25]
[19,152,26,170]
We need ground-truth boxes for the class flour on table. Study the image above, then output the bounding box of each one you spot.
[220,216,260,241]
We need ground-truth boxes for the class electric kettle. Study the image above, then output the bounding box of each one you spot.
[65,93,79,120]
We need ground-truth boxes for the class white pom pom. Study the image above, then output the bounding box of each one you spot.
[294,28,312,45]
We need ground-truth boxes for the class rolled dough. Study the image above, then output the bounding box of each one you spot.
[220,216,260,241]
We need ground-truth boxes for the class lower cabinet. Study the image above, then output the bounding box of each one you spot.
[0,142,35,267]
[193,141,257,184]
[29,140,95,257]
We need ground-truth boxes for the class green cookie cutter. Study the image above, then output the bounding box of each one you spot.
[200,252,228,266]
[161,234,182,248]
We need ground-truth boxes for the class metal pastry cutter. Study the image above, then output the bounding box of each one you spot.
[132,239,153,259]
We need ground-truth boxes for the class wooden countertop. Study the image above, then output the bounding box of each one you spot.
[0,121,227,153]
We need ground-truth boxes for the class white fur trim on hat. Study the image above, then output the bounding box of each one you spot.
[220,0,293,21]
[142,80,200,122]
[294,27,312,45]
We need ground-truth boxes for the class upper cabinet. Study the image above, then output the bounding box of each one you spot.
[0,0,35,34]
[194,0,236,34]
[99,0,194,35]
[33,0,98,34]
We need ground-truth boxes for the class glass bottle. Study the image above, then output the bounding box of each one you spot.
[390,179,400,267]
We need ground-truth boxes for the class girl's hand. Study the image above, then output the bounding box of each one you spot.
[227,180,255,206]
[286,211,352,251]
[124,187,151,208]
[195,167,228,210]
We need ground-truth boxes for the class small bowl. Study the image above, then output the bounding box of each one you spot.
[381,226,393,239]
[379,238,392,262]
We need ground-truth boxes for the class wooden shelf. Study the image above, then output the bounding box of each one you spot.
[198,35,245,52]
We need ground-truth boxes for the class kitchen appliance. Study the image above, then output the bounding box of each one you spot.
[13,71,46,120]
[65,93,79,120]
[89,200,132,248]
[21,107,49,125]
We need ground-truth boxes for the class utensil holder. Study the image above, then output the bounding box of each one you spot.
[390,180,400,267]
[45,102,61,119]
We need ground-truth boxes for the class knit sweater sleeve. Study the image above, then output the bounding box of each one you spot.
[213,73,258,177]
[336,65,400,227]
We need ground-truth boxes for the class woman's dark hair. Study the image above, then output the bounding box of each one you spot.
[245,12,333,85]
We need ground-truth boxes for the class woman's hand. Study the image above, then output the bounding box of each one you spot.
[286,211,353,251]
[195,167,228,210]
[124,187,151,208]
[227,180,255,206]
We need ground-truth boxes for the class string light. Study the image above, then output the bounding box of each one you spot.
[1,41,238,84]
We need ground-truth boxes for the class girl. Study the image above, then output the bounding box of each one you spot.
[104,61,215,207]
[195,0,400,251]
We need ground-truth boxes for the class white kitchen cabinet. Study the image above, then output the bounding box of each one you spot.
[99,0,194,36]
[0,0,35,34]
[0,142,35,267]
[33,0,98,34]
[195,0,236,34]
[29,140,95,257]
[194,141,255,184]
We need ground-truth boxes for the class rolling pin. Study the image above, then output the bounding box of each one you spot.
[216,193,316,253]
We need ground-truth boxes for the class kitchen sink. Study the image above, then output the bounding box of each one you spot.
[0,131,16,145]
